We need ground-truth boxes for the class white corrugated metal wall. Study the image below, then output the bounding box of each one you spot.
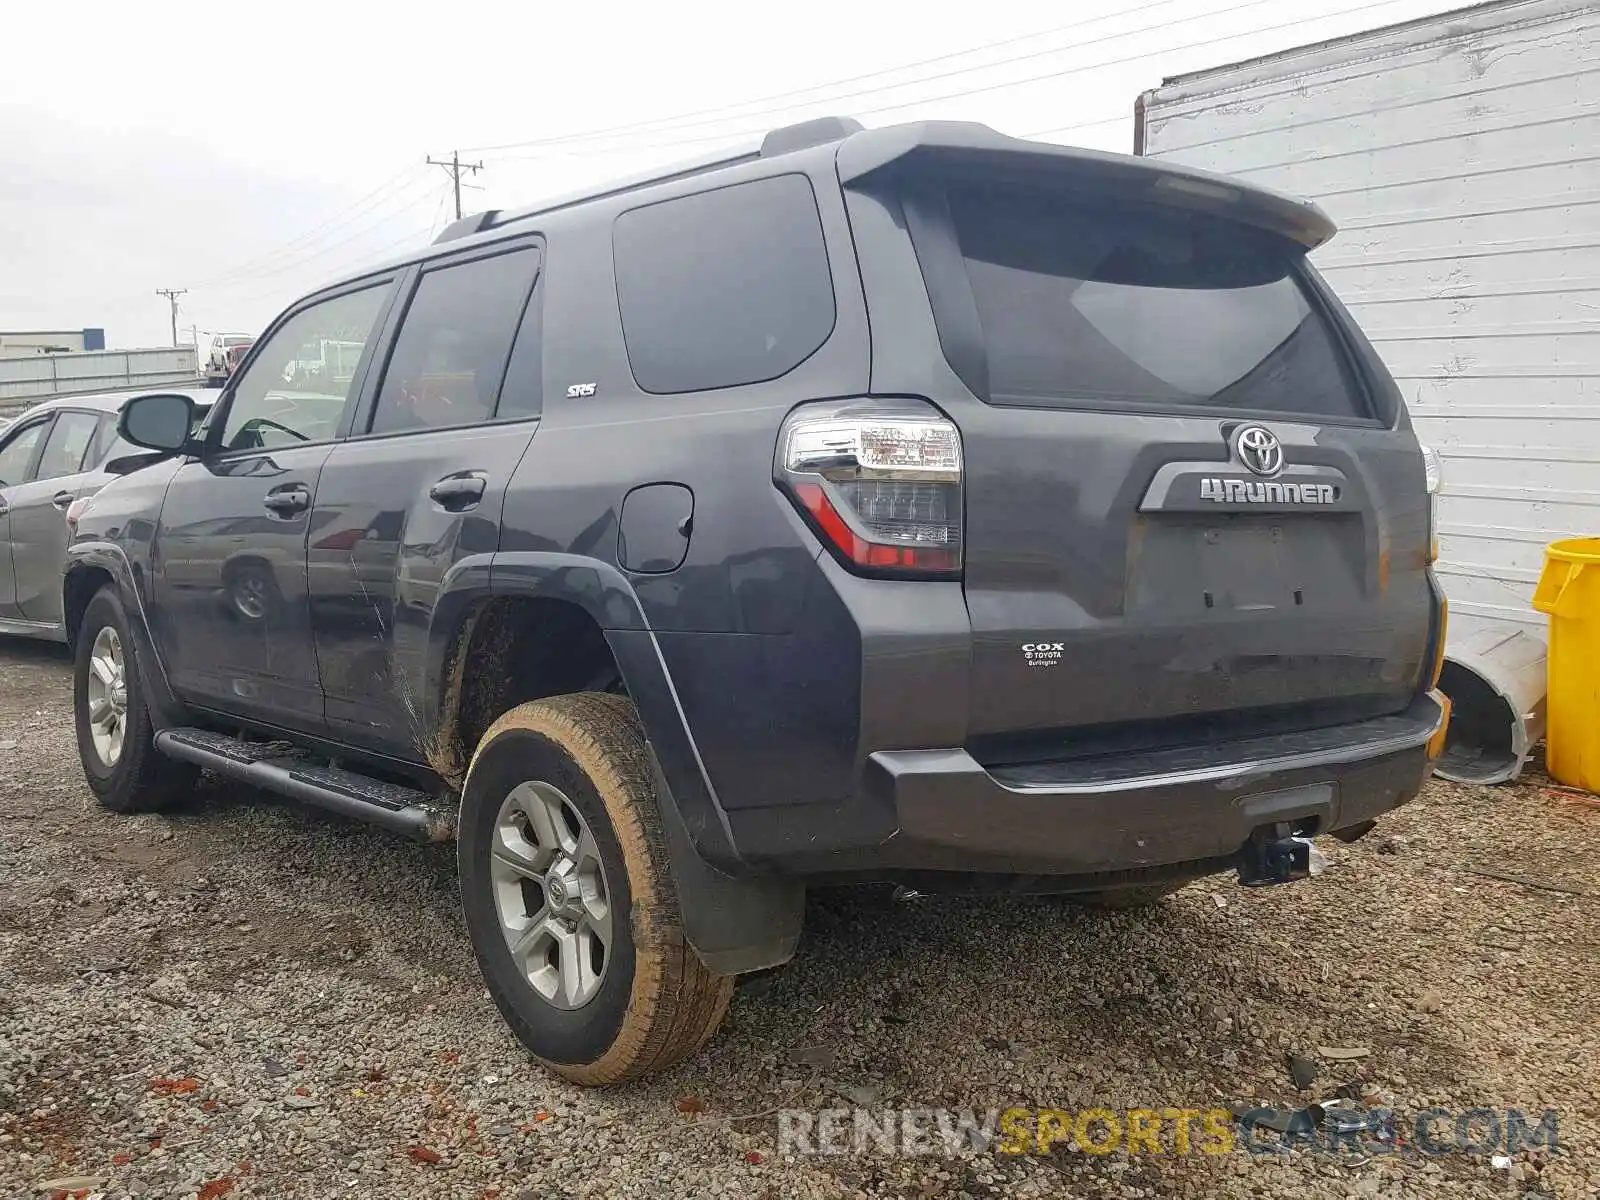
[1140,0,1600,646]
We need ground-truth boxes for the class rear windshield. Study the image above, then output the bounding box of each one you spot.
[939,182,1368,419]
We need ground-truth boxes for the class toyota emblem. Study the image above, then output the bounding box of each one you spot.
[1234,425,1284,477]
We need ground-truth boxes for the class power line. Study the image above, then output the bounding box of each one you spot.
[1021,112,1134,141]
[426,187,454,242]
[191,1,1418,325]
[200,185,446,293]
[198,170,434,289]
[428,151,484,220]
[209,191,454,313]
[192,164,430,288]
[458,0,1191,154]
[842,0,1419,121]
[154,288,186,348]
[482,0,1417,165]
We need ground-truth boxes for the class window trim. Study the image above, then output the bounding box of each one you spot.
[348,235,545,442]
[0,415,55,488]
[611,171,838,396]
[491,262,545,425]
[203,273,402,461]
[894,173,1385,429]
[87,411,124,471]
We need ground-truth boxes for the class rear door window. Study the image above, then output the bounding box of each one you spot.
[613,174,835,394]
[368,247,539,435]
[937,182,1368,419]
[35,411,102,480]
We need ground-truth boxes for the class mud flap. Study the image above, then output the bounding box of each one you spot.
[649,757,804,976]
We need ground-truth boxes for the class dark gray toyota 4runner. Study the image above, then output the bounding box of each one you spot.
[64,118,1449,1084]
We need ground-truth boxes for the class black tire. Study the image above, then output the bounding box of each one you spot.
[74,587,199,813]
[1062,882,1186,910]
[458,693,733,1085]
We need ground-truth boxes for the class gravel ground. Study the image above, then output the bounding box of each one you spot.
[1,638,1597,1199]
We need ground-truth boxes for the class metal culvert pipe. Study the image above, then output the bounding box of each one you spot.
[1433,628,1548,786]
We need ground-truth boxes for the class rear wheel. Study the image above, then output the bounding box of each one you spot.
[458,693,733,1084]
[74,587,199,812]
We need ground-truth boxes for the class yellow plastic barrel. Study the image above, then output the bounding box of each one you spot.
[1531,538,1600,791]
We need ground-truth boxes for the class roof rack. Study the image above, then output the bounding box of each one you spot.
[431,116,863,245]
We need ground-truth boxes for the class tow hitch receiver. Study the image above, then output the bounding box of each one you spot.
[1236,823,1327,887]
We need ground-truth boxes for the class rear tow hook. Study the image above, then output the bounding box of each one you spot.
[1236,822,1328,887]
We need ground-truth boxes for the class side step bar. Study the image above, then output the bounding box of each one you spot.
[155,728,456,842]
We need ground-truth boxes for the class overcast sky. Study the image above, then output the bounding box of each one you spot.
[0,0,1466,350]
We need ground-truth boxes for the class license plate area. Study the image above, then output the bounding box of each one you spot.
[1129,514,1362,615]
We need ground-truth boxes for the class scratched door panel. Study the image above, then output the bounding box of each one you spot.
[308,424,536,761]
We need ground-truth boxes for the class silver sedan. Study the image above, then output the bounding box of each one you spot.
[0,387,213,641]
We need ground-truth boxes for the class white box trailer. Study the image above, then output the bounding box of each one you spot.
[1136,0,1600,784]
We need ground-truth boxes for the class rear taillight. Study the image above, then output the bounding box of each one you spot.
[1429,596,1449,690]
[1420,443,1442,563]
[776,400,963,577]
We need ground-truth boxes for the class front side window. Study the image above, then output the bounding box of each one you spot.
[368,248,538,436]
[35,411,102,480]
[220,284,390,452]
[613,174,836,394]
[0,420,47,487]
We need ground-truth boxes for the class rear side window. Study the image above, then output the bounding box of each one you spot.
[369,248,538,435]
[939,182,1368,419]
[613,174,835,394]
[35,411,101,480]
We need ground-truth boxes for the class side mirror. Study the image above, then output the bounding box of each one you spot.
[119,393,197,453]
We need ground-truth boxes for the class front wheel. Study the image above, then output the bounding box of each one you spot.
[74,587,198,812]
[458,693,733,1085]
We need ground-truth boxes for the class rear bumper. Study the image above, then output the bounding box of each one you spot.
[727,692,1446,879]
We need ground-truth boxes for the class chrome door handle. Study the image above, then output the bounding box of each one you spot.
[428,472,487,509]
[263,485,311,515]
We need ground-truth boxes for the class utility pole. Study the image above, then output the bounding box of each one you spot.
[427,151,484,220]
[155,288,187,348]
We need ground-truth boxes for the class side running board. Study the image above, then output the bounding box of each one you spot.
[154,728,456,842]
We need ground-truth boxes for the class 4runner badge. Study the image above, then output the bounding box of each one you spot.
[1198,478,1339,505]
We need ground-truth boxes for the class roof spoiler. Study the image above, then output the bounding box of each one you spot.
[834,120,1336,250]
